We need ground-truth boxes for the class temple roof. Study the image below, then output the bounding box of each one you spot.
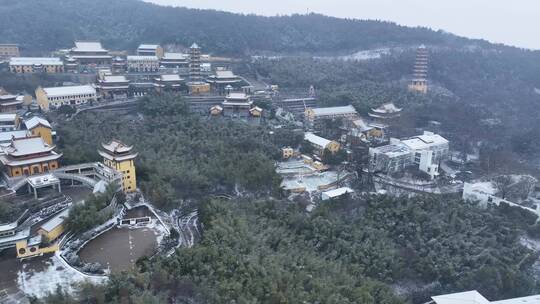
[304,132,333,148]
[9,57,63,66]
[42,85,96,98]
[2,137,55,157]
[72,41,107,53]
[310,105,357,117]
[371,102,402,114]
[24,117,52,130]
[190,43,200,49]
[138,44,160,50]
[101,139,133,154]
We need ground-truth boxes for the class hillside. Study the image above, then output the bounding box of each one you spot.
[1,0,487,55]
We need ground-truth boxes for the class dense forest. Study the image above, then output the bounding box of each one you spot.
[0,0,493,55]
[57,95,285,210]
[39,196,540,303]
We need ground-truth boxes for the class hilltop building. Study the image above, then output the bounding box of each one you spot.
[98,75,130,100]
[9,57,64,74]
[137,44,164,59]
[369,131,449,179]
[154,74,184,94]
[0,136,62,177]
[408,45,429,94]
[36,85,98,111]
[368,102,402,121]
[305,105,359,122]
[127,55,159,73]
[0,44,20,60]
[221,92,255,118]
[0,113,20,132]
[24,116,53,145]
[0,95,24,113]
[111,56,127,74]
[98,139,137,193]
[187,43,210,94]
[304,132,341,156]
[428,290,540,304]
[70,41,112,65]
[206,68,242,94]
[160,52,189,69]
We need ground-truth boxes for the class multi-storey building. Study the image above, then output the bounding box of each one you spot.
[70,41,112,65]
[127,55,159,73]
[153,74,184,94]
[137,44,164,59]
[36,85,98,111]
[98,75,130,100]
[0,44,20,60]
[0,113,20,132]
[160,52,189,69]
[0,136,62,177]
[369,131,449,179]
[98,140,137,193]
[206,68,242,94]
[304,132,341,156]
[0,95,24,113]
[408,45,429,94]
[9,57,64,74]
[305,105,358,122]
[368,102,402,121]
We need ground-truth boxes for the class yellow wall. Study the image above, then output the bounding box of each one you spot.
[104,158,137,192]
[325,141,341,154]
[30,125,53,145]
[188,83,210,95]
[16,240,59,259]
[38,224,65,242]
[8,160,59,177]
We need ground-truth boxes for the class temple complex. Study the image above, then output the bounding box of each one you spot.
[98,139,138,193]
[0,137,62,177]
[154,74,184,94]
[206,68,242,94]
[408,45,429,94]
[221,92,253,118]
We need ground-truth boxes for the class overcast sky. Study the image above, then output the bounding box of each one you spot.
[145,0,540,50]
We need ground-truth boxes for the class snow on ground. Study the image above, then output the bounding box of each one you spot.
[17,254,106,299]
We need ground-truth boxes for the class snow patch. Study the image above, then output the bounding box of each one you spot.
[17,254,106,299]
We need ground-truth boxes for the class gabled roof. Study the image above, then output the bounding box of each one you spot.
[3,137,55,157]
[72,41,107,52]
[138,44,160,50]
[10,57,63,66]
[42,85,96,98]
[39,208,69,233]
[101,139,133,154]
[127,55,158,61]
[432,291,490,304]
[190,43,200,49]
[304,132,332,148]
[371,102,402,114]
[0,113,17,122]
[162,52,188,60]
[24,117,52,130]
[311,105,357,117]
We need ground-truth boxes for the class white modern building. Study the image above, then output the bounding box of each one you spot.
[127,55,159,72]
[428,290,540,304]
[321,187,355,201]
[369,131,449,179]
[36,85,98,111]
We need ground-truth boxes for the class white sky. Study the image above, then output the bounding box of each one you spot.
[144,0,540,50]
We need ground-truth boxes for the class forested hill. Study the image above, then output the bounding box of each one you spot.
[1,0,491,55]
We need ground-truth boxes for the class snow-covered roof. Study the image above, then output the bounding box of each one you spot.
[102,75,129,83]
[39,208,69,233]
[27,173,60,188]
[0,221,18,232]
[10,57,63,66]
[352,119,373,132]
[370,143,411,158]
[72,41,107,52]
[304,132,332,148]
[402,132,448,151]
[24,117,52,130]
[127,55,158,61]
[0,113,17,122]
[492,294,540,304]
[322,187,354,198]
[137,44,160,50]
[162,52,188,60]
[42,85,96,98]
[214,70,236,78]
[0,130,28,143]
[226,92,249,100]
[311,105,357,117]
[158,74,183,81]
[371,102,402,114]
[432,291,490,304]
[101,139,133,153]
[3,137,54,156]
[190,43,200,49]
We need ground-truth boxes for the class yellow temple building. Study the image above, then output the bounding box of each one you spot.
[24,116,53,145]
[98,139,138,193]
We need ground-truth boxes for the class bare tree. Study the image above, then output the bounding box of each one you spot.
[493,175,513,199]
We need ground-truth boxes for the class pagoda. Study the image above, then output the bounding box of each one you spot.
[187,43,210,95]
[98,140,138,193]
[408,45,429,94]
